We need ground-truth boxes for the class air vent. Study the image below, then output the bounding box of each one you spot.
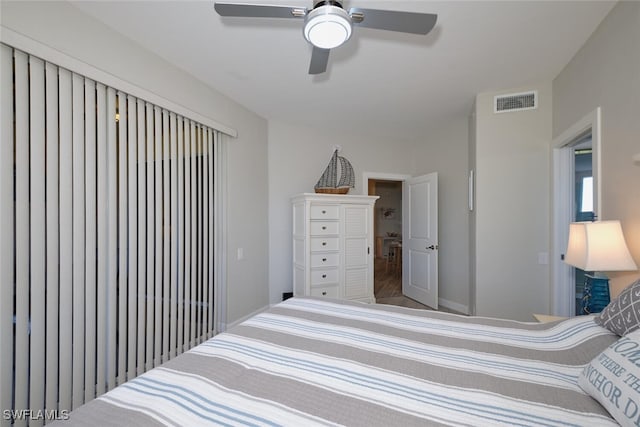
[494,91,537,113]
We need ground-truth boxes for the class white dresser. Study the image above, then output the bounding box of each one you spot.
[292,193,379,303]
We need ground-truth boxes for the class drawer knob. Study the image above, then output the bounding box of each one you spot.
[322,210,326,214]
[322,242,327,246]
[322,258,327,262]
[322,274,327,278]
[322,226,327,230]
[322,291,327,296]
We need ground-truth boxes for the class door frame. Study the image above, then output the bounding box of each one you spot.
[362,172,412,233]
[363,172,441,309]
[362,172,411,289]
[551,107,601,316]
[362,172,413,190]
[362,172,412,201]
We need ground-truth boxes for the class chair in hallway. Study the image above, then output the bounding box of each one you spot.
[386,241,402,275]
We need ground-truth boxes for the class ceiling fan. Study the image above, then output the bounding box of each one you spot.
[214,1,437,75]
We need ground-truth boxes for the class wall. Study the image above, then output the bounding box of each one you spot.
[409,117,471,312]
[0,1,270,325]
[268,118,470,312]
[473,83,552,320]
[553,1,640,297]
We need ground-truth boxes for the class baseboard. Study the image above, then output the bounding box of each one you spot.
[438,297,469,315]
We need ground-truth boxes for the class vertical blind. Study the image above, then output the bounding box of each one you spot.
[0,44,219,425]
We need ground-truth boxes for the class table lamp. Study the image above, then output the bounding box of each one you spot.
[564,220,637,314]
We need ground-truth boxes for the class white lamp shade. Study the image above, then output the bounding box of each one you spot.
[565,221,637,271]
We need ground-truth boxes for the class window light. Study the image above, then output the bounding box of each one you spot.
[580,176,593,213]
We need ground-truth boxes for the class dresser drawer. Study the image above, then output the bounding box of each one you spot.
[310,237,339,252]
[310,286,339,298]
[310,221,339,235]
[311,268,339,285]
[311,253,339,268]
[310,204,339,220]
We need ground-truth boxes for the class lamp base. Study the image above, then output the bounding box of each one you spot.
[581,274,610,315]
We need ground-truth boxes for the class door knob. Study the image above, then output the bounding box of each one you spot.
[426,244,439,250]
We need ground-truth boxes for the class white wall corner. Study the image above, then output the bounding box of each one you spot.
[220,304,271,332]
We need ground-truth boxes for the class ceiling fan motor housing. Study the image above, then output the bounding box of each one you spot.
[312,0,343,8]
[304,1,352,49]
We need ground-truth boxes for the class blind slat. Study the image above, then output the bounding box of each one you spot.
[177,116,185,356]
[183,122,191,351]
[127,95,138,380]
[214,135,224,336]
[170,113,178,359]
[162,109,170,364]
[145,102,155,370]
[58,67,74,411]
[44,60,61,413]
[71,72,86,410]
[29,56,46,427]
[153,106,163,368]
[106,87,118,391]
[197,127,204,343]
[14,50,30,426]
[202,128,210,339]
[96,82,108,396]
[136,98,146,376]
[84,78,98,403]
[0,44,15,424]
[207,131,217,338]
[116,92,128,386]
[189,122,197,348]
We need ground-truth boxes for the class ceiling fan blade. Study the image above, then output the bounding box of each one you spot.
[214,2,307,19]
[349,8,437,35]
[308,47,330,75]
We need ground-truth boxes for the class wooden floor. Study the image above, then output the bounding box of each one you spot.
[374,258,461,314]
[373,257,432,309]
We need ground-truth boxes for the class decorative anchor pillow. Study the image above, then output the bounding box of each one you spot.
[596,278,640,336]
[578,329,640,426]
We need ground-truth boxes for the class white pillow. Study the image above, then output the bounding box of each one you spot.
[578,329,640,426]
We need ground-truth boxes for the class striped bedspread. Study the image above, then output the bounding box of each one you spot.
[63,297,619,426]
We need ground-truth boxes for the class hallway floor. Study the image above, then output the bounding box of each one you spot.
[373,257,433,310]
[373,258,463,314]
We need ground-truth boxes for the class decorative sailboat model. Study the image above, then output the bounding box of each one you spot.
[314,149,355,194]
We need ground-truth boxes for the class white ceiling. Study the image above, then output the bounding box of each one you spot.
[71,0,616,140]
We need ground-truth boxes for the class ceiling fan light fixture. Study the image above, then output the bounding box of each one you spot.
[303,5,352,49]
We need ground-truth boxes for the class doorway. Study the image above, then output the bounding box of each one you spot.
[552,108,601,316]
[573,139,594,314]
[364,172,439,310]
[368,179,407,305]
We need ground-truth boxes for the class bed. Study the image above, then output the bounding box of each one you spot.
[60,297,622,426]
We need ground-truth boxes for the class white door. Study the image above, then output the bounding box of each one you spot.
[402,173,438,308]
